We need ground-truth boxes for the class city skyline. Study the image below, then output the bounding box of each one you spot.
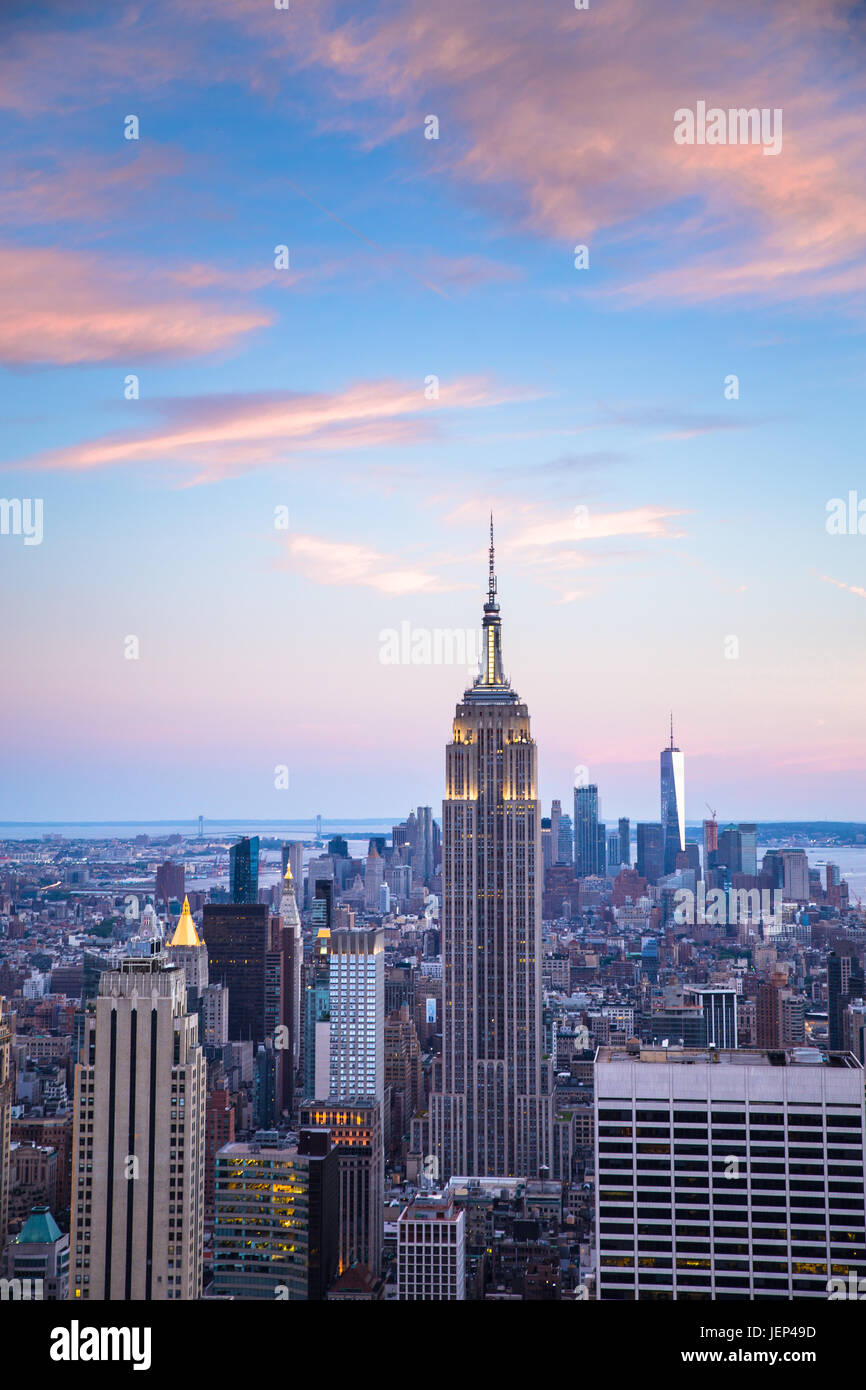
[3,3,866,822]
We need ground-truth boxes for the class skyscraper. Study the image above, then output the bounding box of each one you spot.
[0,999,11,1249]
[69,944,205,1300]
[550,800,562,864]
[636,823,664,882]
[574,785,601,878]
[595,1044,866,1301]
[229,835,259,904]
[204,902,270,1044]
[430,521,551,1180]
[166,896,208,1000]
[618,817,631,867]
[660,717,685,876]
[327,928,384,1106]
[213,1130,339,1299]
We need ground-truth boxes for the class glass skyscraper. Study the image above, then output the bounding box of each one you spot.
[229,835,259,904]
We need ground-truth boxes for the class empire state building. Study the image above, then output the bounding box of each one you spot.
[430,522,552,1179]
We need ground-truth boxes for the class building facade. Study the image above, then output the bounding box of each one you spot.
[69,946,205,1300]
[430,524,552,1180]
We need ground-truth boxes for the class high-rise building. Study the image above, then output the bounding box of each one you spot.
[717,826,743,876]
[213,1129,339,1299]
[636,823,664,882]
[328,928,385,1105]
[270,862,302,1112]
[299,1100,383,1276]
[703,817,718,872]
[364,843,384,911]
[607,832,620,868]
[166,896,208,999]
[69,946,205,1300]
[155,861,185,905]
[303,927,332,1103]
[430,522,552,1180]
[781,850,810,902]
[829,953,866,1051]
[574,784,601,878]
[660,718,685,876]
[204,902,270,1044]
[618,818,631,867]
[550,801,562,864]
[738,824,758,877]
[0,999,11,1249]
[397,1193,466,1301]
[557,811,573,865]
[687,986,738,1048]
[229,835,259,904]
[595,1044,866,1301]
[281,841,304,892]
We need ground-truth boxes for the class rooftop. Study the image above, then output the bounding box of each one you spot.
[597,1045,862,1070]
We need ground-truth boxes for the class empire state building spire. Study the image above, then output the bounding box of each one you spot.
[469,512,512,699]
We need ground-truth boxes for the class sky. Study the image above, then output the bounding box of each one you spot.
[1,0,866,823]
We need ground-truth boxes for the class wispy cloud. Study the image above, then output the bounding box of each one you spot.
[819,573,866,600]
[277,534,453,595]
[13,375,524,482]
[0,244,271,366]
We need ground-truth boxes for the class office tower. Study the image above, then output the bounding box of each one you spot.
[827,863,842,890]
[738,824,758,877]
[781,850,810,902]
[829,953,866,1051]
[69,946,205,1300]
[618,818,631,867]
[597,822,607,875]
[430,522,552,1180]
[364,843,384,911]
[690,986,738,1049]
[213,1129,338,1299]
[415,806,435,882]
[4,1206,69,1300]
[274,862,302,1107]
[328,835,349,859]
[636,823,664,883]
[328,928,384,1105]
[397,1193,466,1301]
[703,818,718,871]
[201,983,229,1048]
[660,717,685,875]
[0,999,10,1248]
[385,1004,424,1151]
[717,826,743,875]
[155,861,185,905]
[595,1044,866,1301]
[203,902,269,1044]
[550,801,562,864]
[558,812,573,866]
[541,818,553,869]
[229,835,259,904]
[281,841,304,891]
[574,784,600,877]
[303,927,332,1102]
[166,896,208,998]
[300,1100,383,1275]
[755,978,783,1049]
[607,832,620,868]
[312,878,333,933]
[204,1088,234,1211]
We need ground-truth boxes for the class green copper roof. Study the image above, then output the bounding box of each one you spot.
[17,1205,62,1245]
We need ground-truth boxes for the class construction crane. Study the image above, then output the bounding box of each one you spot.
[705,802,717,821]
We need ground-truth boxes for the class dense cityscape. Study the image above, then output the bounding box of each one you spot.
[1,535,865,1315]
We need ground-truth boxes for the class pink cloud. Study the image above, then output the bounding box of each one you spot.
[278,534,452,595]
[13,375,521,482]
[0,244,271,366]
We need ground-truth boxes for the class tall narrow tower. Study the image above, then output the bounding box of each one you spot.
[69,942,205,1300]
[660,715,686,875]
[431,519,551,1179]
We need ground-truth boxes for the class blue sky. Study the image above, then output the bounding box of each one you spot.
[1,0,865,821]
